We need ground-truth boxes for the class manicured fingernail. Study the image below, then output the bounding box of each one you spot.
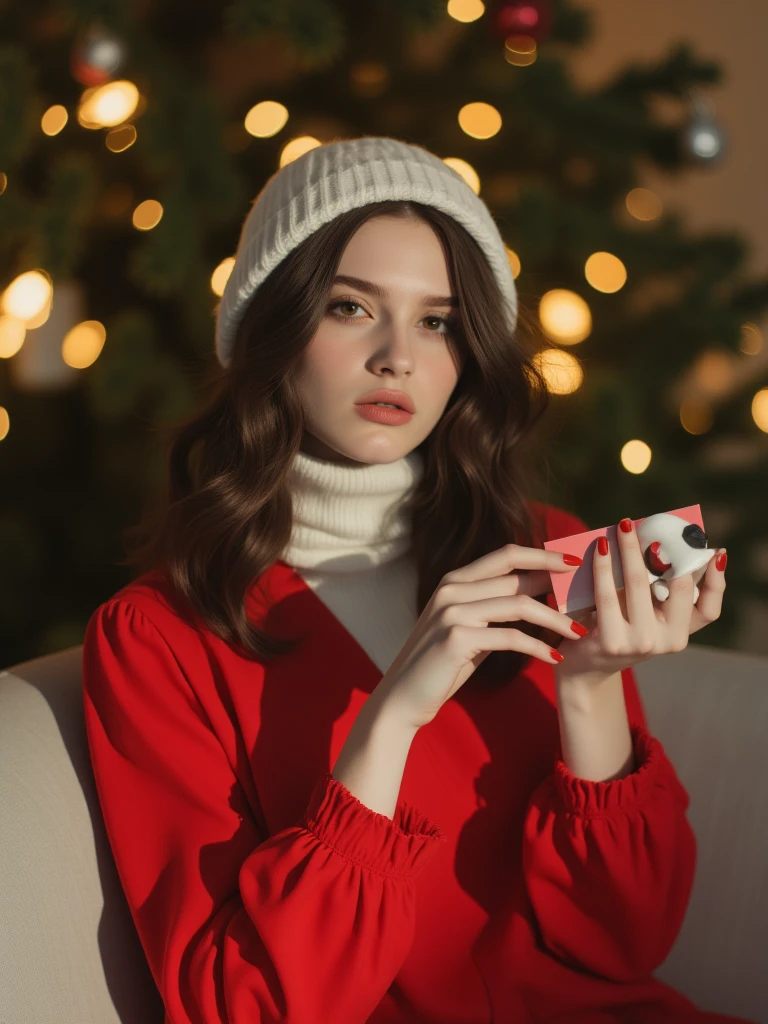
[716,550,727,572]
[619,518,633,533]
[563,553,583,566]
[598,536,609,556]
[570,621,589,637]
[550,648,565,662]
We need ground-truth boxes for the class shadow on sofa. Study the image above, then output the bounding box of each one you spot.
[1,642,766,1024]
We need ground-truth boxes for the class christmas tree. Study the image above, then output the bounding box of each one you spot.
[1,0,767,665]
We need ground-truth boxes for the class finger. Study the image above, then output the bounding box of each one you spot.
[462,593,586,641]
[616,518,656,628]
[689,549,726,634]
[522,568,569,598]
[446,544,578,586]
[660,569,695,642]
[593,529,626,635]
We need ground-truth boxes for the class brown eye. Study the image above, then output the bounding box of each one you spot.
[328,299,366,319]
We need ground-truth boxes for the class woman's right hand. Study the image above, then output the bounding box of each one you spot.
[375,543,588,730]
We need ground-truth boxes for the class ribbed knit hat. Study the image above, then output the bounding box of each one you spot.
[214,135,518,368]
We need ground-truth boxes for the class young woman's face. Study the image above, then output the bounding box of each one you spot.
[295,214,465,466]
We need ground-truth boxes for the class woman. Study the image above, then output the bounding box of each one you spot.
[82,136,741,1024]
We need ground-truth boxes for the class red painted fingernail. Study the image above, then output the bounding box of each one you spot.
[716,551,727,572]
[550,648,565,662]
[598,536,609,556]
[619,518,633,533]
[563,553,583,566]
[570,621,589,637]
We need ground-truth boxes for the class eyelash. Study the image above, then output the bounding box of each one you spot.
[327,296,459,336]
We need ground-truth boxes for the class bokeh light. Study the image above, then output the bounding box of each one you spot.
[62,320,107,369]
[447,0,485,23]
[279,136,322,167]
[41,105,68,136]
[505,246,521,279]
[620,439,652,475]
[132,199,163,230]
[78,80,139,128]
[442,157,480,194]
[584,251,627,293]
[539,289,592,344]
[1,270,52,321]
[752,388,768,433]
[245,101,289,138]
[532,347,583,396]
[211,257,236,296]
[626,187,663,221]
[458,102,502,139]
[106,124,137,152]
[0,315,26,358]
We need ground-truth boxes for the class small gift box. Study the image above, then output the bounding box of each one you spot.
[544,504,716,615]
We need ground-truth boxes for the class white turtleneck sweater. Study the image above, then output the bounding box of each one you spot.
[280,448,425,678]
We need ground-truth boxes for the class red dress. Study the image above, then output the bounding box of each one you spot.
[82,503,755,1023]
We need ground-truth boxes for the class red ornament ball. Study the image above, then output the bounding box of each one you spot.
[493,0,553,42]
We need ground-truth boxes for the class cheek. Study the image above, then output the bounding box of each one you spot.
[299,328,352,385]
[429,346,463,400]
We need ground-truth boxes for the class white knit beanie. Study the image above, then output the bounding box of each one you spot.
[214,135,518,368]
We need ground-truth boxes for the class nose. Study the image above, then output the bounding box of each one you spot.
[371,321,416,375]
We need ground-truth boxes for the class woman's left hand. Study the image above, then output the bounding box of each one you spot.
[556,518,727,679]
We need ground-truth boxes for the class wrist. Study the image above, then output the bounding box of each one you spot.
[367,683,423,738]
[554,663,621,709]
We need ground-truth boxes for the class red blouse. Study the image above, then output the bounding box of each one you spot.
[82,503,754,1023]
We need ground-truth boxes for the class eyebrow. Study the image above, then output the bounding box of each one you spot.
[332,274,459,308]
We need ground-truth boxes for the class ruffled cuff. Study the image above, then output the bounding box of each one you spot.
[303,773,447,878]
[553,725,669,817]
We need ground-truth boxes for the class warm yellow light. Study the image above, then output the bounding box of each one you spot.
[584,251,627,293]
[211,257,236,297]
[62,320,107,369]
[41,105,68,136]
[442,157,480,194]
[132,199,163,230]
[106,124,137,152]
[694,350,733,397]
[626,188,662,221]
[279,136,322,167]
[680,399,713,436]
[740,322,764,356]
[505,34,536,53]
[78,80,139,128]
[752,387,768,433]
[244,101,289,139]
[458,102,502,139]
[503,37,537,65]
[24,291,52,328]
[0,406,9,442]
[0,315,26,357]
[1,270,52,321]
[0,173,6,195]
[620,439,652,476]
[532,347,583,396]
[505,246,521,279]
[539,289,591,344]
[447,0,485,23]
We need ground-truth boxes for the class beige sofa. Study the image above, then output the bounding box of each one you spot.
[1,642,766,1024]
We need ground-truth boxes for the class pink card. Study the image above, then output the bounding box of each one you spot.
[543,504,705,614]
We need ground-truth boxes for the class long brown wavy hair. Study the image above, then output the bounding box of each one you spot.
[120,199,561,688]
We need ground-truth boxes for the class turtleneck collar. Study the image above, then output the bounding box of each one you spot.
[280,448,425,573]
